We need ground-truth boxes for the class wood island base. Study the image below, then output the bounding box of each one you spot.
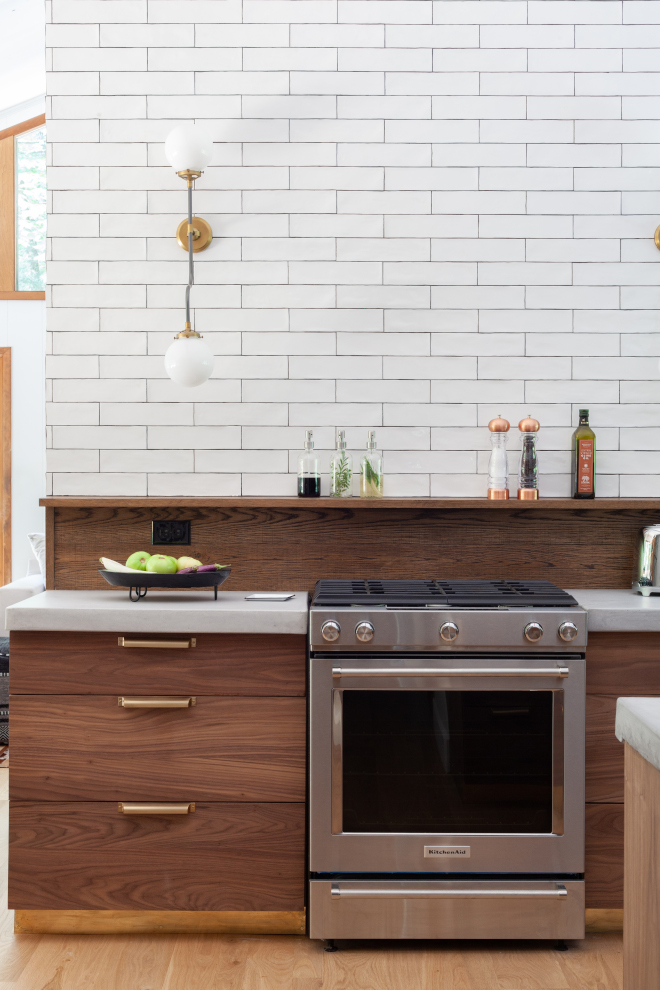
[14,909,307,936]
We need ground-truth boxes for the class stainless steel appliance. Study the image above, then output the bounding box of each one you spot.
[633,524,660,596]
[308,580,587,943]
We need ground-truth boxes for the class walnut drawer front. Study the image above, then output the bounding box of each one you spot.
[9,801,305,912]
[10,696,306,802]
[9,631,306,696]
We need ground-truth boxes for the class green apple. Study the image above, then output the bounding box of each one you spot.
[125,551,151,571]
[177,556,201,571]
[146,554,178,574]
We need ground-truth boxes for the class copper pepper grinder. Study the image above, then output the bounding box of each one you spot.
[517,415,540,500]
[487,415,511,500]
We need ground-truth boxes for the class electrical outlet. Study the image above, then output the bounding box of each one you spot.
[152,520,191,545]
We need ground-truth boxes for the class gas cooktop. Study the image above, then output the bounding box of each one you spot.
[312,579,579,609]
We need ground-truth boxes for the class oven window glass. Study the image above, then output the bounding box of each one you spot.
[342,690,554,833]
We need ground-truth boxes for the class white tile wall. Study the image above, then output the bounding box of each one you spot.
[45,0,660,498]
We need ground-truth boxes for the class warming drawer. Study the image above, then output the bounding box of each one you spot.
[309,879,585,941]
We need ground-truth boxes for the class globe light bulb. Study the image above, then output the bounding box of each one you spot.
[164,335,214,388]
[164,123,213,172]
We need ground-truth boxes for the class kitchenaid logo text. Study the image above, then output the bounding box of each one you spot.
[424,846,471,858]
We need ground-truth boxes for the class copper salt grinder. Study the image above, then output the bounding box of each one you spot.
[487,415,511,500]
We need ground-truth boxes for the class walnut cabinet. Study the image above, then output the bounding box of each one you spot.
[8,631,307,932]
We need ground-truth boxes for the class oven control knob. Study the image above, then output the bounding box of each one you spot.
[524,621,544,643]
[558,621,578,642]
[355,621,375,643]
[440,621,459,642]
[321,620,341,642]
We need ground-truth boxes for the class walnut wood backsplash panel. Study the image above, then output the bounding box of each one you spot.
[43,500,660,591]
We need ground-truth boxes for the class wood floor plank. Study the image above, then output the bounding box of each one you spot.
[292,934,323,990]
[241,935,297,990]
[484,942,570,990]
[163,935,298,990]
[9,934,176,990]
[0,934,42,988]
[556,934,622,990]
[162,935,253,990]
[430,948,474,990]
[0,929,627,990]
[320,941,444,990]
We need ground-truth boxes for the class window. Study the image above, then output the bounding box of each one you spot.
[0,114,46,300]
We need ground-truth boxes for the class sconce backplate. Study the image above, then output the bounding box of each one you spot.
[655,224,660,251]
[176,217,213,253]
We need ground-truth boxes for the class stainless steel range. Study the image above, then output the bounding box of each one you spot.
[308,579,586,944]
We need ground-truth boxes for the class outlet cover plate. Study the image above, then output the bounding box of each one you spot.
[152,520,191,546]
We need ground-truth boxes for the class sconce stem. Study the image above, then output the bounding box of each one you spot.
[185,180,194,326]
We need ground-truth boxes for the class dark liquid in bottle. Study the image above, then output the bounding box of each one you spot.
[298,476,321,497]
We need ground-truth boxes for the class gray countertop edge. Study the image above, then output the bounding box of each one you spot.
[566,589,660,631]
[7,587,660,635]
[5,590,309,635]
[616,698,660,773]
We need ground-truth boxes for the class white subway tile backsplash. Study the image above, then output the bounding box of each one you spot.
[53,1,147,24]
[431,333,523,356]
[53,47,145,70]
[338,285,430,308]
[47,23,100,45]
[101,449,193,472]
[337,380,430,402]
[386,309,477,332]
[53,473,147,495]
[51,95,146,118]
[45,0,660,497]
[338,239,429,261]
[147,474,242,496]
[340,0,431,22]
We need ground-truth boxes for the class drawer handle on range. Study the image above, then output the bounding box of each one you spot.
[330,884,567,898]
[118,637,196,649]
[118,802,195,815]
[118,697,196,708]
[332,667,570,679]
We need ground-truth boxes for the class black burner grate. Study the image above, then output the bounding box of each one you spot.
[312,579,578,608]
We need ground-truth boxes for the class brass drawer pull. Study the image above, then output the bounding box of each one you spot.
[117,637,196,649]
[118,802,195,815]
[118,697,196,708]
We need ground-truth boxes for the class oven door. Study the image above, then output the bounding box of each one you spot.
[309,654,585,874]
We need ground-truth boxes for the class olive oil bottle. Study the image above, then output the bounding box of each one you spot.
[571,409,595,499]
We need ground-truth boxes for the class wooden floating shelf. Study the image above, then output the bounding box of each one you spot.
[40,496,660,511]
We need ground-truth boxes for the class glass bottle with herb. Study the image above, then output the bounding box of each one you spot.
[298,430,321,498]
[571,409,595,499]
[360,430,383,498]
[330,429,353,498]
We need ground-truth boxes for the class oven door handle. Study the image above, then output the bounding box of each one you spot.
[332,667,570,678]
[330,884,568,898]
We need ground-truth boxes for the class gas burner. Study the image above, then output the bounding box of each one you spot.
[312,579,579,609]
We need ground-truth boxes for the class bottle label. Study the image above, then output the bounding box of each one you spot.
[577,439,594,493]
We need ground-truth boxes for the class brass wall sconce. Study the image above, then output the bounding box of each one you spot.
[162,127,216,387]
[176,216,213,252]
[655,225,660,250]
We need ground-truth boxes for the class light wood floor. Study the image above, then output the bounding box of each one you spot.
[0,770,622,989]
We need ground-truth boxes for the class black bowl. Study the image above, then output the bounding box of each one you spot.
[99,567,231,600]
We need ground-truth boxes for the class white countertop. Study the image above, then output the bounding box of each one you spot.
[5,590,309,635]
[566,588,660,631]
[616,698,660,773]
